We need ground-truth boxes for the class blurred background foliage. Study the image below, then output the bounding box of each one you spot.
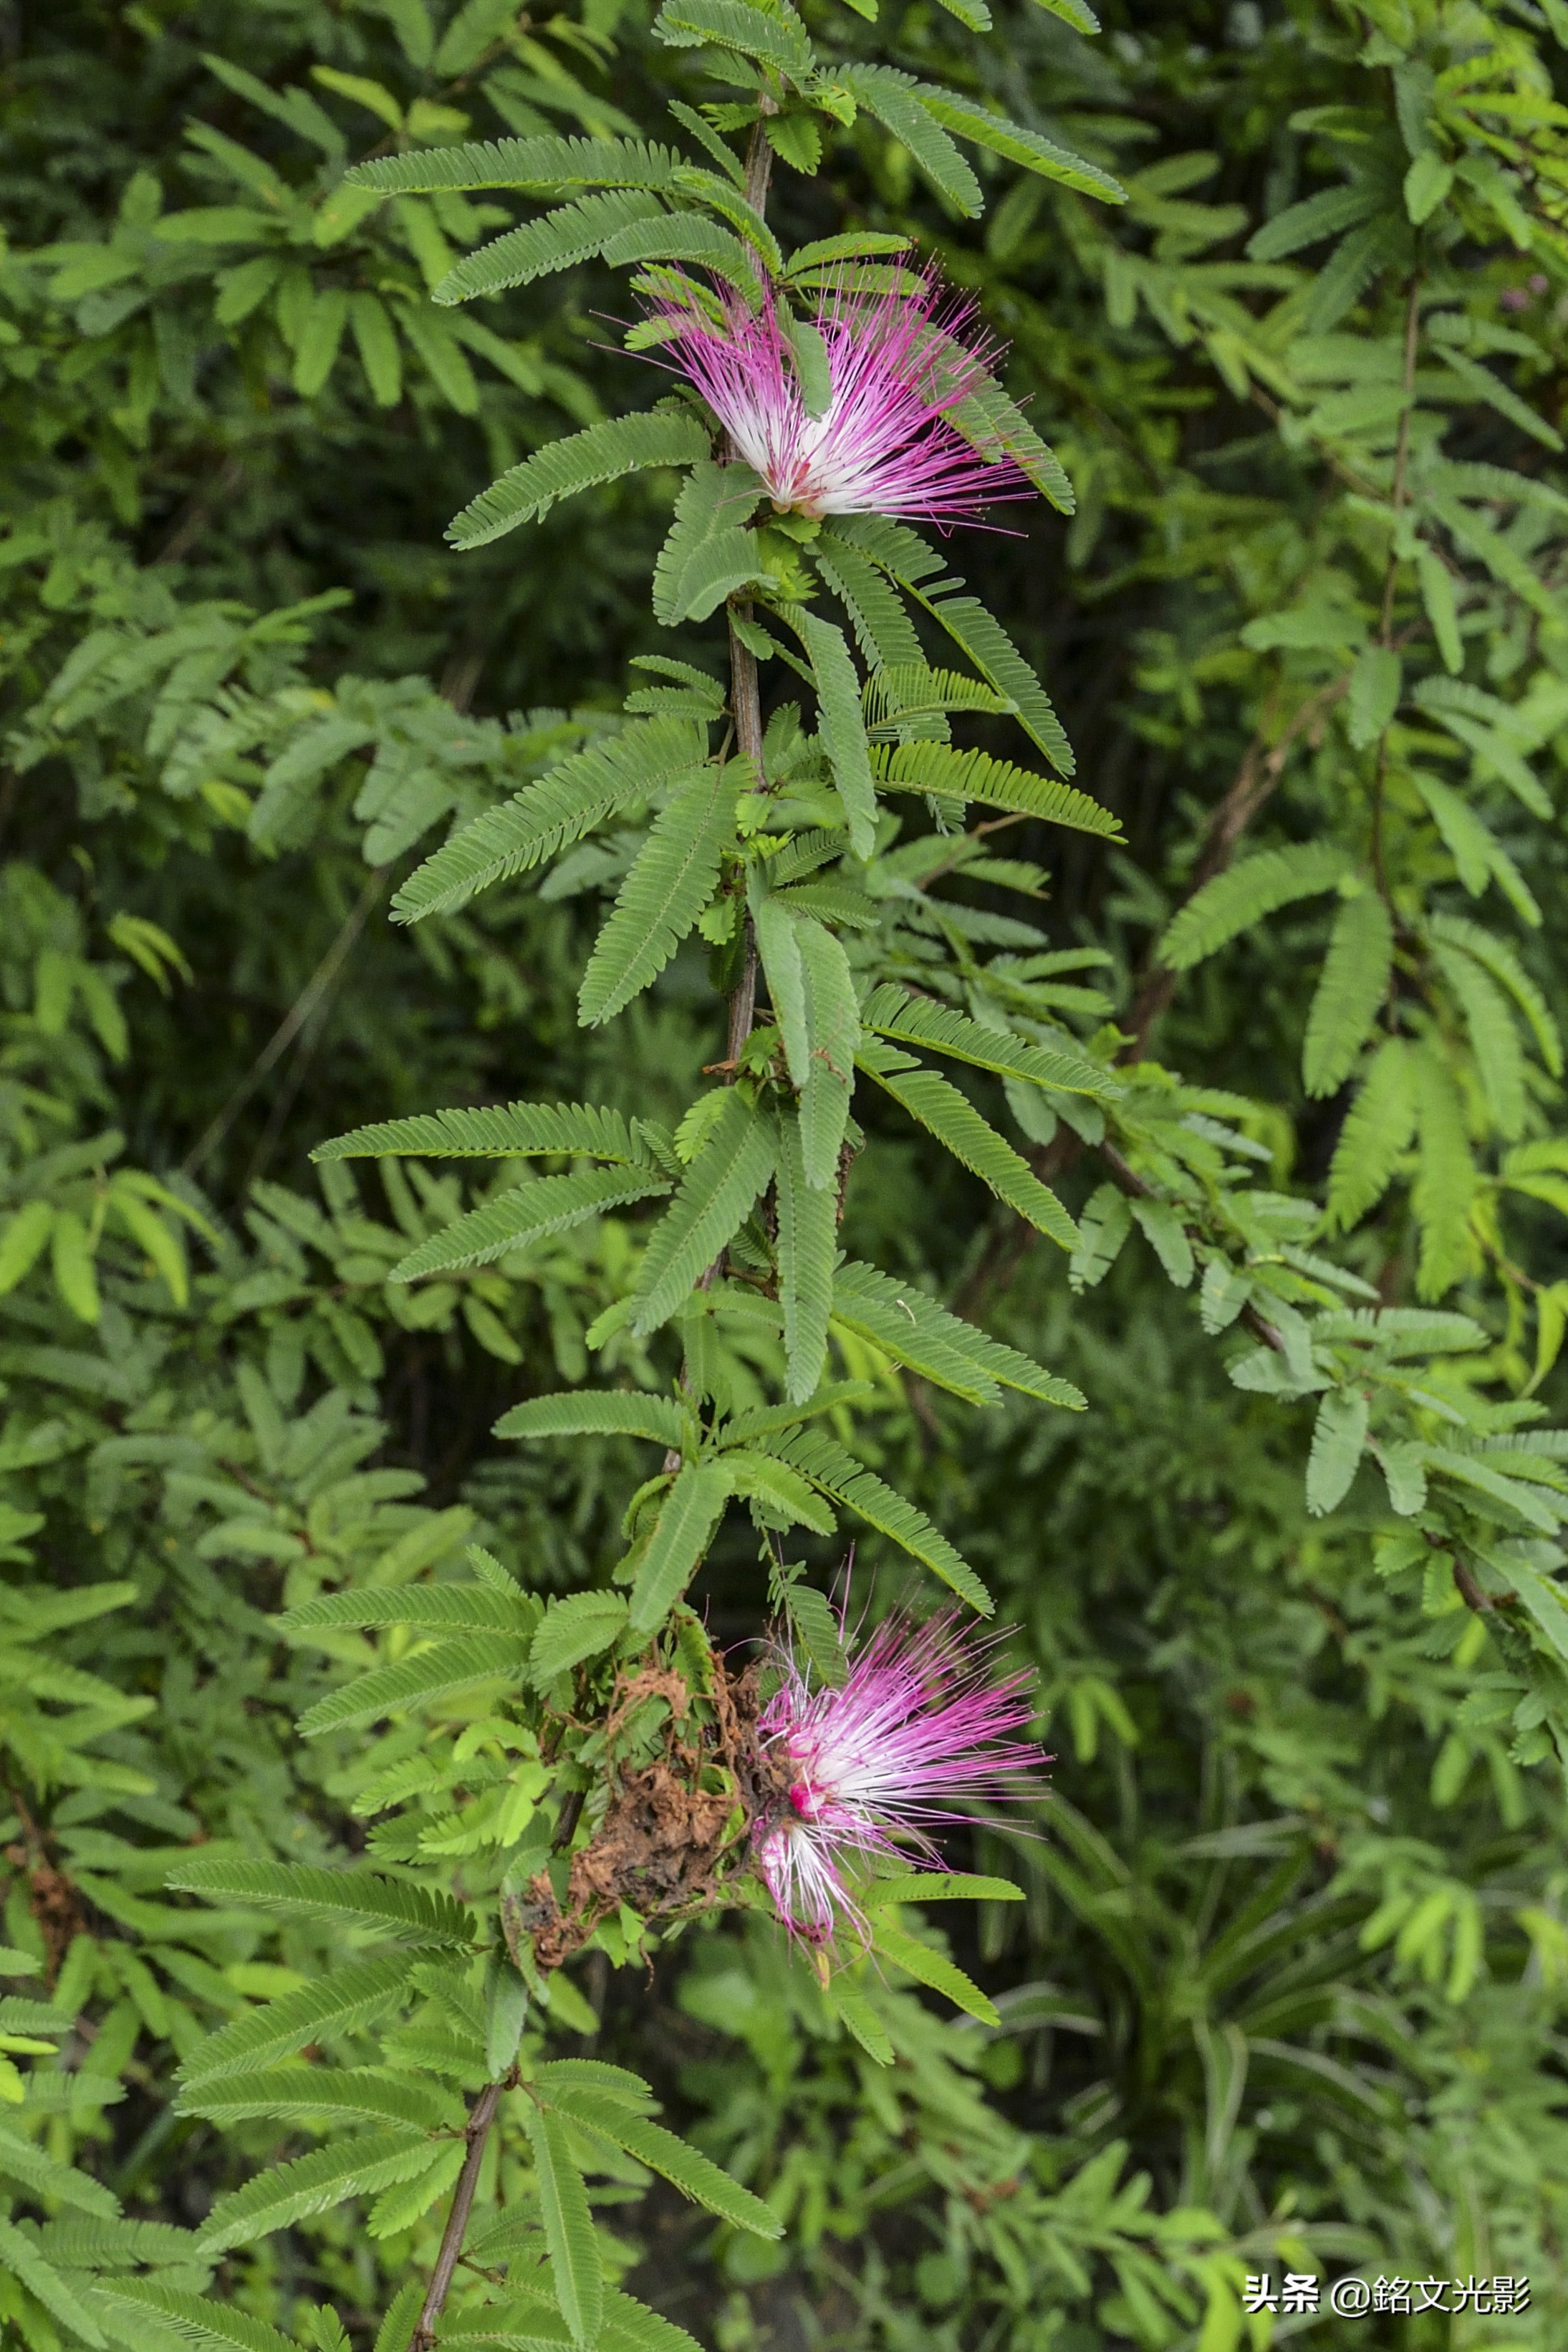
[6,0,1568,2347]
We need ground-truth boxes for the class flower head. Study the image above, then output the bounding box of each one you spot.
[653,273,1033,525]
[754,1610,1042,1942]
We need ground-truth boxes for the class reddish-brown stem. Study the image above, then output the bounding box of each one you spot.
[956,675,1345,1320]
[410,2078,506,2351]
[1121,674,1347,1061]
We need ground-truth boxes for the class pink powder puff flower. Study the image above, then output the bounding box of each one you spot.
[654,272,1034,525]
[754,1609,1043,1944]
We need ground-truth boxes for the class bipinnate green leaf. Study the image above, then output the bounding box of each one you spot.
[434,190,666,304]
[1413,772,1539,924]
[829,1257,1084,1409]
[494,1390,686,1450]
[373,2282,425,2352]
[1376,1441,1428,1517]
[1410,679,1552,816]
[1160,843,1353,971]
[1501,1555,1568,1656]
[870,741,1115,833]
[280,1584,533,1637]
[861,664,1009,731]
[816,537,925,672]
[579,765,734,1025]
[97,2278,295,2352]
[794,918,859,1189]
[0,1199,54,1295]
[1433,941,1526,1138]
[368,2143,466,2244]
[175,2067,461,2131]
[670,171,781,270]
[344,136,683,195]
[869,1916,1002,2025]
[297,1633,533,1734]
[1306,1388,1370,1516]
[714,1448,835,1535]
[1245,179,1381,263]
[864,1871,1025,1905]
[851,541,1075,773]
[945,375,1077,515]
[539,2083,782,2237]
[1415,542,1463,673]
[838,64,982,216]
[599,211,765,306]
[1130,1199,1194,1289]
[448,412,711,551]
[754,893,807,1081]
[1433,350,1564,454]
[821,1973,895,2064]
[433,2293,574,2347]
[918,88,1125,205]
[628,1462,731,1632]
[798,613,875,856]
[1326,1036,1416,1232]
[600,2290,706,2352]
[0,2118,119,2214]
[166,1858,478,1949]
[857,1042,1078,1250]
[1431,911,1562,1075]
[1347,646,1402,749]
[523,2101,603,2346]
[767,1428,991,1612]
[782,1580,850,1686]
[393,718,708,923]
[776,1113,837,1403]
[1302,891,1393,1098]
[438,2285,698,2352]
[388,1166,671,1285]
[629,1090,776,1333]
[533,2059,661,2111]
[1024,0,1101,25]
[178,1958,408,2084]
[651,461,766,625]
[196,2130,437,2255]
[862,984,1112,1098]
[1412,1045,1476,1300]
[754,901,857,1189]
[485,1953,532,2081]
[529,1591,631,1684]
[1423,1447,1559,1537]
[654,0,814,77]
[1068,1185,1130,1293]
[0,2212,106,2346]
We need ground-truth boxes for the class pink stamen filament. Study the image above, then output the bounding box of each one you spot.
[649,272,1035,527]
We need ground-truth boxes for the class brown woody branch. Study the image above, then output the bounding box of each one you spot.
[957,676,1343,1319]
[410,2078,508,2352]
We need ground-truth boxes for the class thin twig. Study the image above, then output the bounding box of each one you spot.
[956,675,1345,1320]
[1122,673,1347,1061]
[178,866,390,1180]
[410,2078,506,2352]
[154,455,246,567]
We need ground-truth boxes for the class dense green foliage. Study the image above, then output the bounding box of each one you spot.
[7,0,1568,2345]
